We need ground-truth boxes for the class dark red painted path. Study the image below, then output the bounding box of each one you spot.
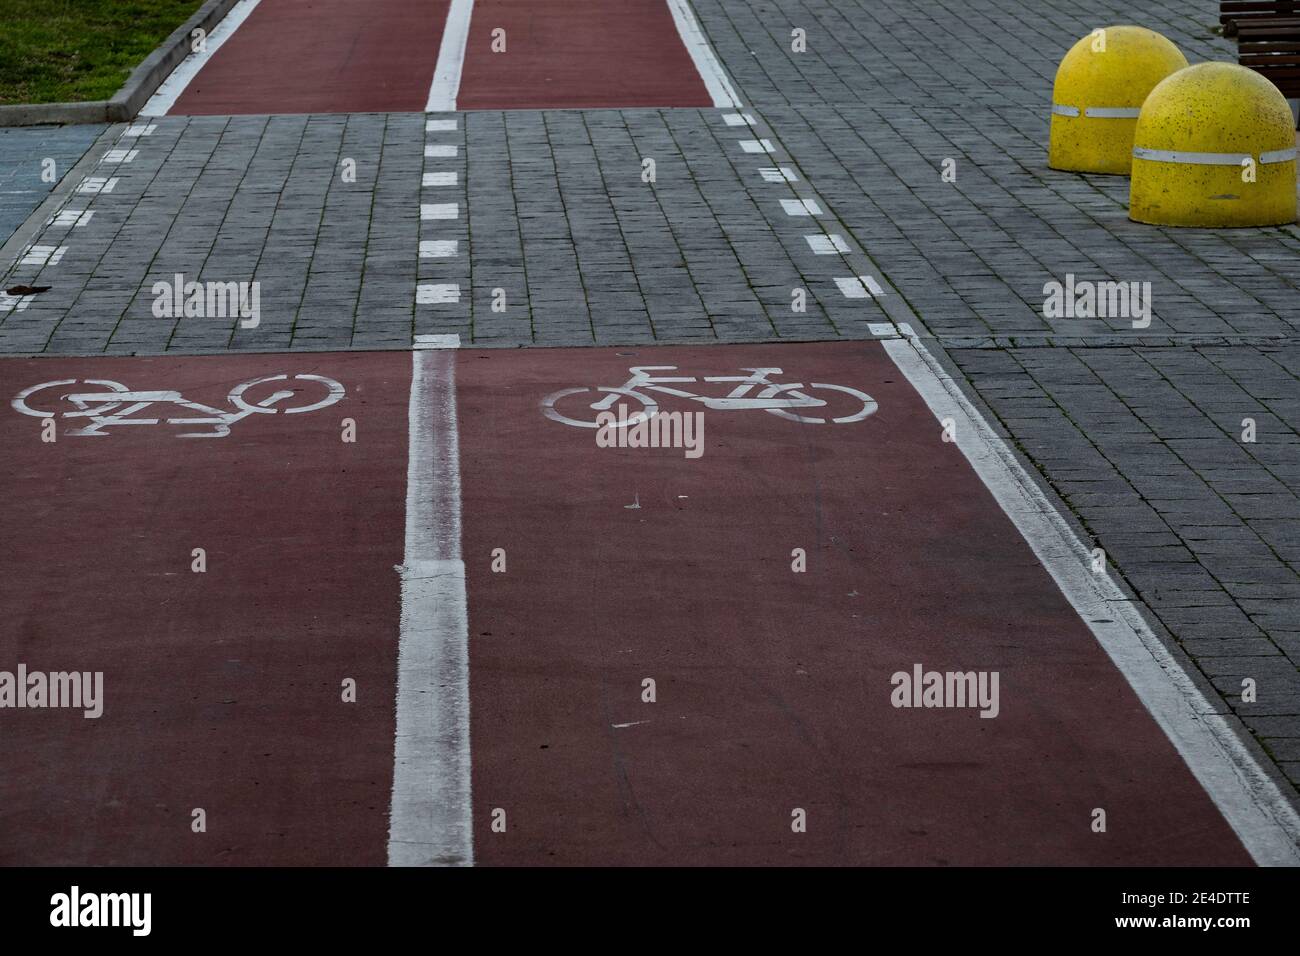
[0,353,408,865]
[457,0,714,110]
[458,341,1249,865]
[0,344,1251,865]
[166,0,713,115]
[170,0,450,115]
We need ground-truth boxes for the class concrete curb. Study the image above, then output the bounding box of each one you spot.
[0,0,242,127]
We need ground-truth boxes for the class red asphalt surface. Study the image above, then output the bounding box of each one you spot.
[0,353,408,865]
[0,344,1250,864]
[169,0,450,115]
[167,0,712,115]
[457,1,714,110]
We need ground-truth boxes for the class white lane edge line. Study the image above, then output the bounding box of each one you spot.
[140,0,265,116]
[880,334,1300,867]
[427,0,475,113]
[665,0,742,109]
[389,346,473,867]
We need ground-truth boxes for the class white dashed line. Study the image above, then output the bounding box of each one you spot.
[423,172,458,187]
[780,198,823,217]
[123,124,157,137]
[417,284,461,304]
[426,119,459,133]
[101,149,139,164]
[0,293,33,313]
[420,240,460,258]
[48,210,95,228]
[414,333,461,349]
[425,144,458,158]
[835,275,886,298]
[806,234,850,255]
[20,245,67,267]
[739,139,775,154]
[722,113,756,126]
[421,203,460,220]
[76,177,118,194]
[759,166,798,182]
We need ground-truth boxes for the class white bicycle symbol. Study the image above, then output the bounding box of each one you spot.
[11,373,345,438]
[542,366,878,427]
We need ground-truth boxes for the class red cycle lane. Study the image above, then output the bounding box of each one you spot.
[457,0,715,109]
[0,352,409,865]
[0,342,1258,865]
[169,0,450,115]
[166,0,714,115]
[457,341,1251,866]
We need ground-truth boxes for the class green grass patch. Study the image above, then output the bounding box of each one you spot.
[0,0,206,104]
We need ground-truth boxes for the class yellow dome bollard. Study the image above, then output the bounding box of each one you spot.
[1130,62,1297,227]
[1049,26,1188,174]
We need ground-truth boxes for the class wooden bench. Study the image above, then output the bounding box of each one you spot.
[1235,18,1300,102]
[1220,1,1300,37]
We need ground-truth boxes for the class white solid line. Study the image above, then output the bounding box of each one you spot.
[665,0,741,108]
[427,0,474,112]
[389,347,472,866]
[880,335,1300,867]
[140,0,264,116]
